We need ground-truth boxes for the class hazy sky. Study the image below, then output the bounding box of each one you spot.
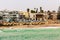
[0,0,60,11]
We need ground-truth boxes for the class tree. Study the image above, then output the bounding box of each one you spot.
[31,10,36,13]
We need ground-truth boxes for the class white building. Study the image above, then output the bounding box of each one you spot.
[29,12,48,21]
[0,10,19,22]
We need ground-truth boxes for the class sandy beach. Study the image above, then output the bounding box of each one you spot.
[0,24,60,29]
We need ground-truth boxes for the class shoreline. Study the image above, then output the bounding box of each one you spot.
[0,24,60,29]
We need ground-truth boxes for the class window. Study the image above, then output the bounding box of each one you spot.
[4,13,9,14]
[9,12,13,14]
[13,15,16,16]
[0,16,3,20]
[3,15,6,16]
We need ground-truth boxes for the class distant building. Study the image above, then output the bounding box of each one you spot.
[36,12,47,21]
[57,6,60,20]
[18,11,29,19]
[29,12,47,21]
[52,11,57,20]
[30,13,37,20]
[29,7,47,21]
[0,10,19,22]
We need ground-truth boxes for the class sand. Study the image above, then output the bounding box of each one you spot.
[0,24,60,29]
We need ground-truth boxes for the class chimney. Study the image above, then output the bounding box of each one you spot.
[40,7,42,12]
[40,7,44,13]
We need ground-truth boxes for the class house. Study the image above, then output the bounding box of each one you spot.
[0,10,19,22]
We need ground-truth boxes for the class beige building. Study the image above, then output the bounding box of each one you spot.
[19,10,57,21]
[30,13,37,20]
[29,12,48,21]
[51,11,57,20]
[36,13,48,21]
[18,11,29,18]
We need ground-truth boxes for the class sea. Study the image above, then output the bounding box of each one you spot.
[0,27,60,40]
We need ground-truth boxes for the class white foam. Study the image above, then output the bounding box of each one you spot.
[0,30,3,32]
[11,27,60,30]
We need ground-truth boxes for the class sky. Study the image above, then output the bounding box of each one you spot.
[0,0,60,11]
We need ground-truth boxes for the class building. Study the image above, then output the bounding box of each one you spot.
[47,10,57,20]
[30,13,37,20]
[0,10,19,22]
[51,11,57,20]
[57,6,60,20]
[29,7,47,21]
[18,11,28,19]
